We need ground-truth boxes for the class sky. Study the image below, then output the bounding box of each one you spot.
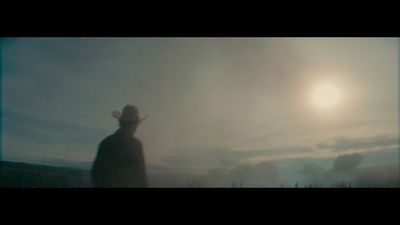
[1,38,399,173]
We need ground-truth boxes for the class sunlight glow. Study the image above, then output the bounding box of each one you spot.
[311,83,342,111]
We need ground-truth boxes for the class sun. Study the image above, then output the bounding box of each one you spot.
[311,83,342,111]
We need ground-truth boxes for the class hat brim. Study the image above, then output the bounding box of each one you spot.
[111,111,148,122]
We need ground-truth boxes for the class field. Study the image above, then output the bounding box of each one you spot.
[0,161,210,188]
[0,161,92,187]
[1,161,399,188]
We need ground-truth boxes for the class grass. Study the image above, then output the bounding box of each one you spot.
[2,161,399,188]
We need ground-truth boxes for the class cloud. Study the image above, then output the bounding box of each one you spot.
[2,38,398,169]
[2,109,106,145]
[316,135,399,152]
[2,109,108,161]
[300,163,325,177]
[170,134,398,169]
[163,146,314,167]
[333,153,363,172]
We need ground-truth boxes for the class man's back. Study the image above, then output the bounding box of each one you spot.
[92,128,148,187]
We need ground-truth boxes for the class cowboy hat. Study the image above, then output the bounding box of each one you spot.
[112,105,148,123]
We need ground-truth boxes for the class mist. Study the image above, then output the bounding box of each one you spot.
[1,38,399,187]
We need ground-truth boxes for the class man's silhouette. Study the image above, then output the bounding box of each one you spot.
[92,105,148,187]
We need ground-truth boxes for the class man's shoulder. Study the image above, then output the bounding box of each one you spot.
[132,137,143,147]
[132,136,141,143]
[99,133,116,148]
[98,131,142,150]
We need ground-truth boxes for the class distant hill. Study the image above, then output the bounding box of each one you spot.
[3,157,93,170]
[0,161,212,187]
[0,161,92,187]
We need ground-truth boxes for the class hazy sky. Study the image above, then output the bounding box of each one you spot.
[1,38,399,170]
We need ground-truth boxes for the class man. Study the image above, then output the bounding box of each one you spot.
[92,105,148,187]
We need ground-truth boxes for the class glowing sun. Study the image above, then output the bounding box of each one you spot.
[311,83,342,111]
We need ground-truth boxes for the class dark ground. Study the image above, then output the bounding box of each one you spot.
[0,161,211,188]
[1,161,398,188]
[0,161,92,187]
